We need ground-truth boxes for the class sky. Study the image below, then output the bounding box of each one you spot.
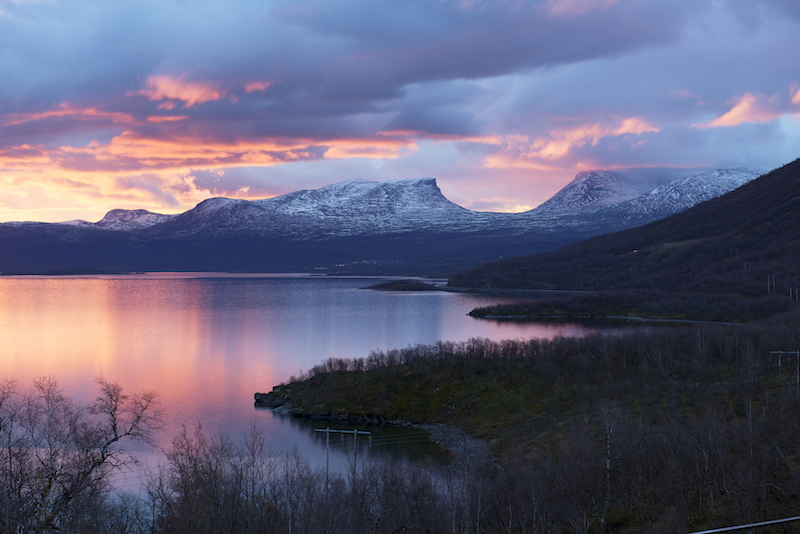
[1,0,799,223]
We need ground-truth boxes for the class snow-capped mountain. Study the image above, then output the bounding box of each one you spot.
[94,209,177,230]
[0,169,764,274]
[57,170,761,238]
[252,177,481,235]
[533,167,706,213]
[260,177,456,215]
[59,209,176,230]
[609,168,763,216]
[116,177,509,239]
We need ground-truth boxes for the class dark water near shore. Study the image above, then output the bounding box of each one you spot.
[0,273,627,487]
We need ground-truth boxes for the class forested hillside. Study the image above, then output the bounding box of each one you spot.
[260,310,800,533]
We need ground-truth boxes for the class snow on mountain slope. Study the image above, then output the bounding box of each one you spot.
[160,177,505,239]
[533,168,705,213]
[620,168,763,214]
[54,209,177,230]
[59,219,94,227]
[5,170,762,245]
[256,177,462,216]
[94,209,177,230]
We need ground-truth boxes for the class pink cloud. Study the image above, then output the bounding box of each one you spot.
[0,144,51,166]
[0,127,430,221]
[146,116,189,123]
[244,81,274,93]
[792,88,800,106]
[614,117,658,136]
[322,138,418,160]
[1,103,135,127]
[131,75,227,108]
[695,93,782,129]
[483,117,658,171]
[0,126,421,179]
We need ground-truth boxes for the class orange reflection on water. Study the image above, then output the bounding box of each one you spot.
[0,277,279,426]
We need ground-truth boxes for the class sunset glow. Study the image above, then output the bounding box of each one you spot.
[1,0,799,221]
[132,75,229,108]
[696,93,784,129]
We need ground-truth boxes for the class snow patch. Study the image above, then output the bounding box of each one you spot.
[95,209,177,231]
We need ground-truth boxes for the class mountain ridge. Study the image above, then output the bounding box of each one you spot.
[533,167,705,213]
[448,158,799,296]
[0,168,765,275]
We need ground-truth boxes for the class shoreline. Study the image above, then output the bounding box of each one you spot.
[470,312,743,326]
[256,392,490,458]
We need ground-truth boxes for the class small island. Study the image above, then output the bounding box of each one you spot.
[362,279,440,291]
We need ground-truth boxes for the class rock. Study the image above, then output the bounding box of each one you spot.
[254,391,286,408]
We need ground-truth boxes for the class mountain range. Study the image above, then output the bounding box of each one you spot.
[449,158,800,298]
[0,167,762,275]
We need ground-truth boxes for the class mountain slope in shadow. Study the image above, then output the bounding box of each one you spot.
[449,158,800,299]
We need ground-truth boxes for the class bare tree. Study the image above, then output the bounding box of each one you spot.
[0,377,161,533]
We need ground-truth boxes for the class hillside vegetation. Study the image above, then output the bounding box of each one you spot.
[263,311,800,532]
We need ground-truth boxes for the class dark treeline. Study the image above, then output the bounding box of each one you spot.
[1,378,494,534]
[467,290,796,323]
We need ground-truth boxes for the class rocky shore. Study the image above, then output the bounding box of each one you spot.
[254,390,490,459]
[256,390,407,426]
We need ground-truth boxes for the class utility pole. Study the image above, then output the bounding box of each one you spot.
[771,351,800,395]
[317,427,331,492]
[314,427,372,491]
[772,350,784,381]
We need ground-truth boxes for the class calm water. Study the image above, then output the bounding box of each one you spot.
[0,273,605,488]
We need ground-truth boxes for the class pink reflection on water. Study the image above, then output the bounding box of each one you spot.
[0,274,605,471]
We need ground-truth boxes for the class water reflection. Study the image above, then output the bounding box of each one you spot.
[268,410,445,471]
[0,273,618,471]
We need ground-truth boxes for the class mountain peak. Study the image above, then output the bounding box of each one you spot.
[95,209,175,230]
[322,176,436,189]
[256,176,453,215]
[595,167,764,217]
[533,166,770,214]
[305,176,440,198]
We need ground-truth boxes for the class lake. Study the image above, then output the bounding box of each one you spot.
[0,273,613,488]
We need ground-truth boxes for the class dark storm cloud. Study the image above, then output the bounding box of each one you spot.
[272,0,704,85]
[1,0,711,141]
